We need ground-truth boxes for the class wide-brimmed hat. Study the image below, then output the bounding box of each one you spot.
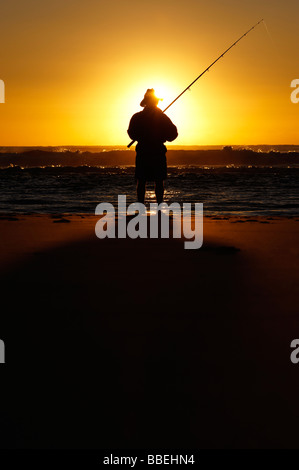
[140,88,162,107]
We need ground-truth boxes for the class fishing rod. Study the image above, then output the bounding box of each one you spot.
[127,18,264,148]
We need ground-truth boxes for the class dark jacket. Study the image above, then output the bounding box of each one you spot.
[128,106,178,181]
[128,106,178,148]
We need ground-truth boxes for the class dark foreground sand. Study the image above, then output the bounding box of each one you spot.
[1,214,299,449]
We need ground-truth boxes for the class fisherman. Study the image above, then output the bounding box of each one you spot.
[127,89,178,204]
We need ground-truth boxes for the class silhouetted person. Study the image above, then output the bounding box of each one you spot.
[128,88,178,204]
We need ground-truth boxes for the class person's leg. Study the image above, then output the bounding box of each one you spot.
[155,180,164,205]
[137,179,146,204]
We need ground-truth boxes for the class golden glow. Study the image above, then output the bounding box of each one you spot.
[155,84,176,110]
[0,1,298,145]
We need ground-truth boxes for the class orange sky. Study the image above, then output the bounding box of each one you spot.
[0,0,298,146]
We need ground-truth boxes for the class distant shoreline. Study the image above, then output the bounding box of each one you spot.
[1,144,299,153]
[1,146,299,168]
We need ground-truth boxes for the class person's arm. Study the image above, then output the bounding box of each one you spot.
[162,114,178,142]
[127,114,140,141]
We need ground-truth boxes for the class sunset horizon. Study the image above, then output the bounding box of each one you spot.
[1,0,299,146]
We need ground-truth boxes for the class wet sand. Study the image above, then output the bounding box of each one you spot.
[1,214,299,448]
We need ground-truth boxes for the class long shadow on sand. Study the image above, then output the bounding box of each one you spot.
[1,227,297,449]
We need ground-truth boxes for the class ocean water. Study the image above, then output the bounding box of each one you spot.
[0,164,298,216]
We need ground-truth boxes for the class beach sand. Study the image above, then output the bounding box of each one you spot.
[1,214,299,448]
